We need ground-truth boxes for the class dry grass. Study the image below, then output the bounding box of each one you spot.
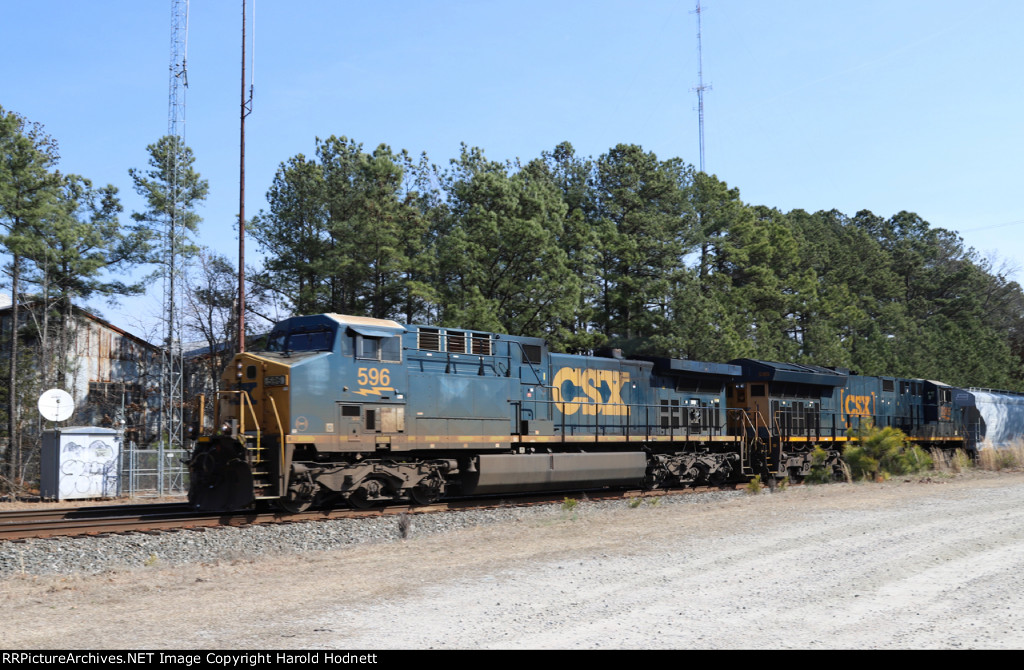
[930,448,973,474]
[976,440,1024,471]
[929,440,1024,474]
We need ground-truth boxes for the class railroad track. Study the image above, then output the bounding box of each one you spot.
[0,485,738,541]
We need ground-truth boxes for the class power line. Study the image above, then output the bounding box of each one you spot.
[958,218,1024,233]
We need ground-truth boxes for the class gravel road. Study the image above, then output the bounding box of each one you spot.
[2,471,1024,650]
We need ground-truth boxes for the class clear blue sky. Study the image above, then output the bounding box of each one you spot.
[2,0,1022,338]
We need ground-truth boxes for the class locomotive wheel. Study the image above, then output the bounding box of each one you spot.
[278,495,314,514]
[707,467,727,487]
[348,477,390,509]
[278,486,318,514]
[643,461,670,490]
[409,475,444,505]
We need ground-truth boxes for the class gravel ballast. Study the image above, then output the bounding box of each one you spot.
[0,491,740,578]
[2,472,1024,649]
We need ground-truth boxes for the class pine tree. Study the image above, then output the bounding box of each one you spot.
[0,107,59,489]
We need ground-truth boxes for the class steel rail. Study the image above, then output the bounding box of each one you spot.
[0,485,741,541]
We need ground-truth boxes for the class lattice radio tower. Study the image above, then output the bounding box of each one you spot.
[692,0,711,173]
[163,0,189,450]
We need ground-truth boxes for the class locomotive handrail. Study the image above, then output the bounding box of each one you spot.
[506,340,546,385]
[757,403,965,444]
[529,397,727,440]
[266,394,286,494]
[215,389,262,458]
[266,394,285,437]
[405,341,542,383]
[725,408,756,473]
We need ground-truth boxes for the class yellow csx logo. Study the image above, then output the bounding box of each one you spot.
[842,392,875,417]
[552,367,630,416]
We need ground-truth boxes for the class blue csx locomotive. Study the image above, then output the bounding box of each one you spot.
[187,313,1009,512]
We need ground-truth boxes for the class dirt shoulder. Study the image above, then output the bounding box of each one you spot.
[3,470,1024,649]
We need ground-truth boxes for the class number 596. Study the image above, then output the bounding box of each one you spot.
[357,367,390,387]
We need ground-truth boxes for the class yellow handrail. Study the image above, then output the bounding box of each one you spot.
[215,389,261,460]
[267,394,287,493]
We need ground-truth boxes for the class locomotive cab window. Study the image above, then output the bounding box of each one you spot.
[521,344,542,365]
[266,325,336,353]
[355,335,402,362]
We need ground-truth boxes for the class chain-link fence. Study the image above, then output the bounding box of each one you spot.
[120,442,189,498]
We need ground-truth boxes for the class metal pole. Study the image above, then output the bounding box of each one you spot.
[238,0,248,353]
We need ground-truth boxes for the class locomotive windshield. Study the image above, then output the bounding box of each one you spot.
[266,324,337,353]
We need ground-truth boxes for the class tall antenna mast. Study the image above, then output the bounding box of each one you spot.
[238,0,254,353]
[692,0,711,173]
[164,0,189,450]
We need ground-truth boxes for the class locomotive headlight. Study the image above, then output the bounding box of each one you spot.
[265,375,287,387]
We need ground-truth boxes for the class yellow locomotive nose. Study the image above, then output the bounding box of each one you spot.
[187,351,294,511]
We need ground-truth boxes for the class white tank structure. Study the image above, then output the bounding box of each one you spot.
[955,389,1024,451]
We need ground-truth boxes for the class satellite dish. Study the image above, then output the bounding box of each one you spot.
[38,389,74,422]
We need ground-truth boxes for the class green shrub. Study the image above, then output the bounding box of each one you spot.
[842,445,879,481]
[896,445,934,474]
[562,497,579,520]
[807,446,834,484]
[844,425,937,480]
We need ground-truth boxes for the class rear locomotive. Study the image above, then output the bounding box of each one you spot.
[187,313,745,511]
[726,359,965,480]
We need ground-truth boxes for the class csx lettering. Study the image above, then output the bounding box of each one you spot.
[552,367,630,416]
[844,394,873,417]
[357,367,391,388]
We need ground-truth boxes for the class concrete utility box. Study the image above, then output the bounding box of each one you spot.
[40,427,121,500]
